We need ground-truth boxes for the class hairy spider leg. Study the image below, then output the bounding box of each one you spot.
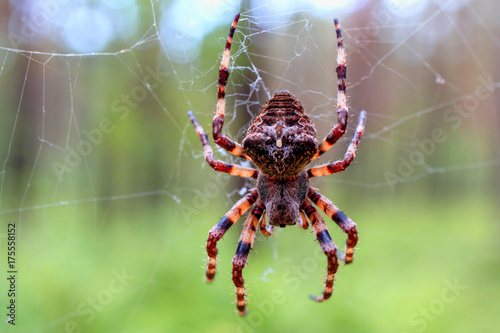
[188,111,258,179]
[308,188,358,264]
[302,200,339,302]
[258,210,274,236]
[313,18,349,160]
[205,189,259,282]
[307,110,366,178]
[212,13,252,161]
[232,201,263,315]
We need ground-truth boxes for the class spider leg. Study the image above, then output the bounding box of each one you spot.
[301,199,339,302]
[298,210,309,230]
[312,18,349,160]
[188,111,258,179]
[205,189,258,282]
[213,13,252,161]
[307,110,366,178]
[258,210,274,236]
[308,188,358,264]
[232,201,263,315]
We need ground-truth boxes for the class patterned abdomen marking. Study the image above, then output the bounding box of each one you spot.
[243,91,318,178]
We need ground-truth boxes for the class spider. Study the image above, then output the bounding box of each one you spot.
[187,13,366,315]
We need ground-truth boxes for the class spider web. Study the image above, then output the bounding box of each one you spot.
[0,0,499,332]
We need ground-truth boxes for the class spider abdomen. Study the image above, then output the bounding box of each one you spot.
[242,91,318,178]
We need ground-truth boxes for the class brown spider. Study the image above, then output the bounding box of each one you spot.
[187,13,366,315]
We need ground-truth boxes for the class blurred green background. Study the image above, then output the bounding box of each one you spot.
[0,0,499,332]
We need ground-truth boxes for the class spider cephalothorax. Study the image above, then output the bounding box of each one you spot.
[188,13,366,315]
[243,91,318,178]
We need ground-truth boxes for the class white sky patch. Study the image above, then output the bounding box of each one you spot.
[102,0,137,10]
[384,0,428,18]
[64,7,114,53]
[308,0,366,13]
[7,0,141,52]
[159,0,240,63]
